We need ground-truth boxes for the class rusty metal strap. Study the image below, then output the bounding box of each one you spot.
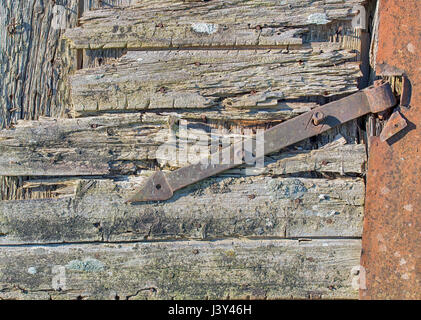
[128,82,396,203]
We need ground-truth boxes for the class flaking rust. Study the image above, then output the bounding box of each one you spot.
[360,0,421,300]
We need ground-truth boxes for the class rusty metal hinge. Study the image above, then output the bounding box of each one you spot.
[128,81,397,203]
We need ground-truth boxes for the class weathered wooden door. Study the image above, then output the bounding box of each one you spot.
[0,0,371,299]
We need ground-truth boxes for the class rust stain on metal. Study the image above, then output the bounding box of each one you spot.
[361,0,421,300]
[365,79,396,113]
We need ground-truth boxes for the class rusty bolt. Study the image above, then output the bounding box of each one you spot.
[312,111,325,126]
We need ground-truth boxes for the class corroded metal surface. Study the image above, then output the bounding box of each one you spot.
[360,0,421,300]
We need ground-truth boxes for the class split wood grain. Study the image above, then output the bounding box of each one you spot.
[0,175,364,244]
[0,113,366,176]
[64,0,365,49]
[0,0,80,128]
[71,48,361,114]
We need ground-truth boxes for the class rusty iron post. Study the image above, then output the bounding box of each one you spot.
[360,0,421,299]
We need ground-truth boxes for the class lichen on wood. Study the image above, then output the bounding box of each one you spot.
[0,173,364,244]
[0,239,362,300]
[0,0,369,300]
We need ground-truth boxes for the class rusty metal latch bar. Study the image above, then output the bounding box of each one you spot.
[128,81,397,203]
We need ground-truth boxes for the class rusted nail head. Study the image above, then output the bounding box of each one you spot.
[312,111,325,125]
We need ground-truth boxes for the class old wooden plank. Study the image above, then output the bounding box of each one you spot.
[64,0,365,49]
[0,0,80,127]
[0,239,361,300]
[263,143,366,176]
[0,112,366,176]
[0,174,364,244]
[70,48,361,113]
[83,0,136,12]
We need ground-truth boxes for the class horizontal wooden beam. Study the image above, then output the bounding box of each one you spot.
[0,239,361,299]
[0,175,364,244]
[64,0,365,49]
[0,113,365,176]
[70,48,361,113]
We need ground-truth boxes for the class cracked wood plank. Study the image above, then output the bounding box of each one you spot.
[0,175,364,244]
[0,0,80,128]
[0,239,361,300]
[70,47,361,114]
[0,0,137,128]
[0,113,366,176]
[64,0,365,49]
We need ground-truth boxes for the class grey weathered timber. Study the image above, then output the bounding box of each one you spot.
[0,113,365,176]
[0,0,370,301]
[64,0,365,49]
[0,239,362,300]
[0,175,364,244]
[263,141,366,176]
[70,47,361,114]
[0,0,79,128]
